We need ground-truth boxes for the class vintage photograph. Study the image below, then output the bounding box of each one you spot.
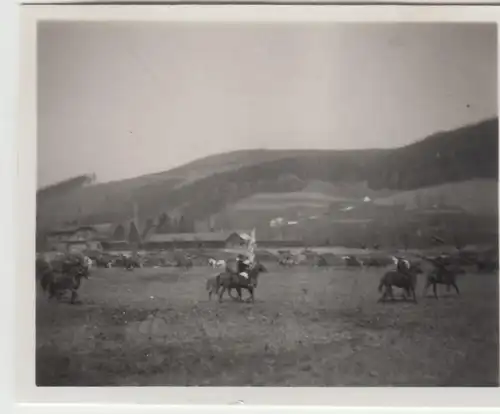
[35,20,498,387]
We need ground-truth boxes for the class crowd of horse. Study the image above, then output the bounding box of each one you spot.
[34,245,497,307]
[205,254,468,304]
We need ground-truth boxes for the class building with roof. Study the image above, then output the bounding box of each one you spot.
[45,220,141,252]
[143,231,248,250]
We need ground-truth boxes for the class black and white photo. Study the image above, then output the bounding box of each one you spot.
[34,17,498,388]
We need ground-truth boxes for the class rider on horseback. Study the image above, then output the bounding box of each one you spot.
[236,254,251,279]
[394,256,412,279]
[430,253,451,282]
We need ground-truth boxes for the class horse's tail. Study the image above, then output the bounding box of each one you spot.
[39,271,53,292]
[207,274,221,290]
[378,274,386,292]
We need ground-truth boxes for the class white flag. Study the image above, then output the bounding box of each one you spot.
[248,228,257,264]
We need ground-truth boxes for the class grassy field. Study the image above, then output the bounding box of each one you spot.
[36,264,499,386]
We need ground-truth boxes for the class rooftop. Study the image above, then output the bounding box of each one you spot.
[146,231,247,243]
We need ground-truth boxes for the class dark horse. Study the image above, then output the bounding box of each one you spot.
[378,264,423,303]
[37,254,90,304]
[423,267,464,299]
[122,256,142,271]
[216,262,267,303]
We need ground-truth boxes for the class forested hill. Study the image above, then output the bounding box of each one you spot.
[37,174,95,200]
[36,117,498,230]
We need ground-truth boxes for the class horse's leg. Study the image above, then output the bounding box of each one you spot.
[249,287,254,303]
[49,285,59,301]
[218,286,226,303]
[70,289,78,304]
[378,285,387,303]
[388,286,395,301]
[423,280,430,297]
[386,285,394,300]
[433,283,438,299]
[228,287,240,301]
[411,285,417,303]
[237,287,243,302]
[451,281,460,295]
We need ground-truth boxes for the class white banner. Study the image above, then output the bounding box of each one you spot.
[248,228,257,264]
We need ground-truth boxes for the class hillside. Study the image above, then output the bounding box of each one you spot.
[374,179,498,217]
[37,118,498,241]
[37,174,95,199]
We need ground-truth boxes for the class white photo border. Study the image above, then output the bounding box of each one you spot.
[11,2,500,413]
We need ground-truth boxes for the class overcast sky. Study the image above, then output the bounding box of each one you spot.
[37,22,497,188]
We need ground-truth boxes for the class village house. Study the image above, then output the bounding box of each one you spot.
[143,231,249,250]
[44,220,142,253]
[44,225,100,252]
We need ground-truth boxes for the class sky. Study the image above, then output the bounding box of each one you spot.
[37,22,498,188]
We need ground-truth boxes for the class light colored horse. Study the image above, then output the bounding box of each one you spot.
[83,256,93,270]
[208,258,226,269]
[391,256,411,270]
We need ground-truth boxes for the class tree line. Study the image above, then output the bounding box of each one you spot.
[142,212,196,237]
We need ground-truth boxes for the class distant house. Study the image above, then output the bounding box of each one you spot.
[45,225,101,252]
[45,220,140,252]
[46,238,103,253]
[66,241,91,254]
[144,231,248,250]
[46,225,97,244]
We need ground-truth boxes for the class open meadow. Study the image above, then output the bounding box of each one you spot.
[36,264,499,387]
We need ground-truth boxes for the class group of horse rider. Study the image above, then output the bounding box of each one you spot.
[393,252,450,279]
[236,251,450,280]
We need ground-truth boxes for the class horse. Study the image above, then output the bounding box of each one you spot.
[476,259,498,273]
[83,255,93,270]
[179,258,193,270]
[343,255,363,267]
[206,275,220,301]
[278,256,296,267]
[96,256,113,268]
[122,256,141,271]
[217,262,267,303]
[208,258,226,269]
[423,267,464,299]
[36,256,53,284]
[38,254,90,304]
[378,263,423,303]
